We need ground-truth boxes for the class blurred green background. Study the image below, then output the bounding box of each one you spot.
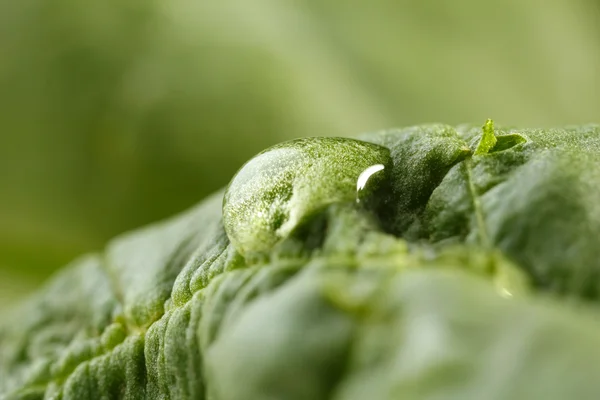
[1,0,599,307]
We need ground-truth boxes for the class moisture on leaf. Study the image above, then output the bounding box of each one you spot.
[222,137,391,260]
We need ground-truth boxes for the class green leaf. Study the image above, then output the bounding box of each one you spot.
[207,268,600,400]
[474,119,498,155]
[3,123,600,399]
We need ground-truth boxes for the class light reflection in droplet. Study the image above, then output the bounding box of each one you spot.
[498,287,514,298]
[356,164,385,203]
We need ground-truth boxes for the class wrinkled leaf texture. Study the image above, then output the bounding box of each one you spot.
[2,123,600,399]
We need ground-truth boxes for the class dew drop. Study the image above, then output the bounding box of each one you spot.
[222,137,391,258]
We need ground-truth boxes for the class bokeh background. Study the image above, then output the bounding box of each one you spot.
[1,0,599,308]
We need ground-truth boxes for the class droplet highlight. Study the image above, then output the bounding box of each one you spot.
[356,164,385,203]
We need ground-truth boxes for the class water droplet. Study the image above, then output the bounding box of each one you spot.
[222,137,391,258]
[356,164,385,203]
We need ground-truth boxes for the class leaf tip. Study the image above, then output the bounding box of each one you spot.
[474,119,497,155]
